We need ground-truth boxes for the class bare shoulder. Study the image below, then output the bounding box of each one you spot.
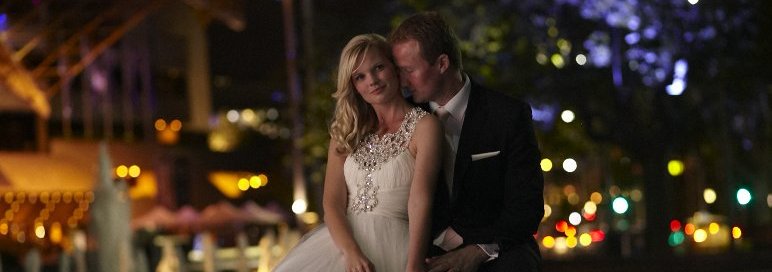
[414,112,442,138]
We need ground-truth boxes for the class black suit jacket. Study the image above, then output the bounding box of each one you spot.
[430,80,544,254]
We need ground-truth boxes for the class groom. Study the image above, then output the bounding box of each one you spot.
[390,12,544,272]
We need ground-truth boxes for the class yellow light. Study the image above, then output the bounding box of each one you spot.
[128,165,141,178]
[590,192,603,204]
[116,165,128,178]
[129,171,158,199]
[542,236,555,248]
[579,233,592,247]
[543,204,552,219]
[154,119,167,131]
[551,54,565,68]
[554,237,567,255]
[35,224,45,239]
[566,236,578,248]
[299,212,319,225]
[540,159,553,172]
[693,229,707,243]
[565,226,577,237]
[708,223,719,234]
[0,222,7,235]
[258,174,268,186]
[732,227,742,239]
[237,178,250,191]
[703,188,717,204]
[583,201,597,214]
[249,176,261,188]
[668,160,684,176]
[50,222,62,244]
[170,119,182,132]
[208,172,245,199]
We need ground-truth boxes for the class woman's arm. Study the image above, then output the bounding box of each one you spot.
[323,140,373,272]
[406,115,443,271]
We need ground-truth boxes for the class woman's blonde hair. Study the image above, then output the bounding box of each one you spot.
[329,34,393,153]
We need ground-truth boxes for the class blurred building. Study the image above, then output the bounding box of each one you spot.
[0,0,293,267]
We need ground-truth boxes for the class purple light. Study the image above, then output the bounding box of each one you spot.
[742,138,753,150]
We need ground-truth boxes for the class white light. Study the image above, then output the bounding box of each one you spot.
[666,78,686,96]
[688,0,699,5]
[569,212,582,226]
[703,188,717,204]
[560,110,575,123]
[226,110,240,123]
[737,188,751,205]
[292,199,308,214]
[562,158,577,173]
[575,54,587,66]
[612,197,629,214]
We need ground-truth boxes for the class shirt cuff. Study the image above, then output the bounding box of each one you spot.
[475,243,499,262]
[432,227,463,251]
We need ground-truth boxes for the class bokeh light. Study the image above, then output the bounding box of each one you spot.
[736,188,751,205]
[612,197,629,214]
[542,236,555,248]
[560,110,575,123]
[569,212,582,226]
[693,229,707,243]
[708,223,719,234]
[668,160,684,176]
[732,227,742,239]
[590,192,603,204]
[703,188,717,204]
[541,158,553,172]
[563,158,577,173]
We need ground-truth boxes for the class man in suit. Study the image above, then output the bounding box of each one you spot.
[389,12,545,272]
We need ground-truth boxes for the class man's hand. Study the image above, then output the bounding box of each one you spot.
[425,245,489,272]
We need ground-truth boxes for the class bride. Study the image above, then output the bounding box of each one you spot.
[273,33,443,272]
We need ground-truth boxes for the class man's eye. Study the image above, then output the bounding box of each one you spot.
[375,64,385,71]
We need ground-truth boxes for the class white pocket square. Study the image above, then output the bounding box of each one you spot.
[471,151,500,161]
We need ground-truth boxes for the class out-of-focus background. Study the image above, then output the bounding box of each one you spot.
[0,0,770,271]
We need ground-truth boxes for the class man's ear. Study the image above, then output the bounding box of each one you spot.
[436,54,450,74]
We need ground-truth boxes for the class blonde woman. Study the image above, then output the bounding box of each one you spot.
[274,33,443,272]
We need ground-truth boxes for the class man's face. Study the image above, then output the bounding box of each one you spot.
[392,39,441,103]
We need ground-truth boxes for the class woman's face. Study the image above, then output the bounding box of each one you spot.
[351,47,400,106]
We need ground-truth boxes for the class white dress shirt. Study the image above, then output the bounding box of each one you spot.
[430,75,499,261]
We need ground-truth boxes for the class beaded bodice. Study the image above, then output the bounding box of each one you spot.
[349,107,428,213]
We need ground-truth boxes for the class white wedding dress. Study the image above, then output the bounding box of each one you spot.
[274,107,428,272]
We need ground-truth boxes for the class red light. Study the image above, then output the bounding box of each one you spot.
[556,220,568,232]
[670,220,681,232]
[590,230,605,242]
[582,211,596,221]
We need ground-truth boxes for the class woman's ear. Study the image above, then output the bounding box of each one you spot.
[436,54,450,74]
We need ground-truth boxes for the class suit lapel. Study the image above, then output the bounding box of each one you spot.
[451,82,485,204]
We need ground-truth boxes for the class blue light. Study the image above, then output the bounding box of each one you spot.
[625,32,641,45]
[0,14,8,31]
[643,27,657,39]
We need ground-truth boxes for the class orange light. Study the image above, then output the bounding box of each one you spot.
[684,223,696,235]
[556,220,568,232]
[154,119,167,131]
[116,165,128,178]
[170,119,182,131]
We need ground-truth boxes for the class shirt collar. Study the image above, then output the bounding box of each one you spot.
[430,74,471,121]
